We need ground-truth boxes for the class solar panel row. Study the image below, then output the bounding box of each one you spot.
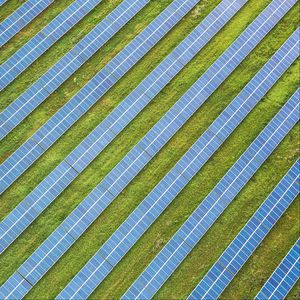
[0,0,200,194]
[0,0,102,91]
[0,0,243,254]
[0,0,202,297]
[0,0,54,47]
[58,32,299,300]
[188,159,300,299]
[123,90,300,300]
[0,1,294,298]
[0,0,7,6]
[255,238,300,299]
[0,0,149,139]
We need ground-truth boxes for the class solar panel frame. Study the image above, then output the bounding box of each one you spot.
[122,89,299,300]
[0,0,150,140]
[0,0,200,193]
[188,160,299,299]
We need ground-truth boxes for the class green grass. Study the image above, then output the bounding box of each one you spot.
[0,0,299,299]
[0,1,23,22]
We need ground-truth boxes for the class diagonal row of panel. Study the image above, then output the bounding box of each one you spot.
[0,0,201,194]
[0,0,103,91]
[188,159,299,299]
[255,238,300,299]
[123,91,299,299]
[0,0,149,140]
[0,0,54,47]
[63,33,299,300]
[0,0,296,298]
[0,0,246,255]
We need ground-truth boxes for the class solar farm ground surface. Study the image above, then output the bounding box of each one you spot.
[0,0,299,299]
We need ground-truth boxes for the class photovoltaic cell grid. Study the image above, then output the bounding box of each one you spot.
[0,1,293,297]
[57,29,300,300]
[0,0,202,297]
[0,0,54,47]
[255,238,300,300]
[0,1,296,298]
[0,0,245,254]
[0,0,102,91]
[188,159,300,299]
[122,89,300,300]
[0,0,150,140]
[0,0,200,194]
[0,0,7,6]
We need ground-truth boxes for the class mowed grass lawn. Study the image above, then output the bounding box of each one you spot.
[0,0,299,299]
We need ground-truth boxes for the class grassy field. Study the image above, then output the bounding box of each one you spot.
[0,0,299,299]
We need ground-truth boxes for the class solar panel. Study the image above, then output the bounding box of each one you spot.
[0,1,296,298]
[255,238,300,299]
[0,0,149,140]
[0,0,102,91]
[188,159,300,299]
[0,0,7,6]
[122,89,300,300]
[57,30,299,300]
[0,0,54,47]
[0,0,200,194]
[0,0,245,253]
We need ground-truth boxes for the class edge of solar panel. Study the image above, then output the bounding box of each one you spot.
[122,90,300,299]
[0,0,246,254]
[0,0,200,194]
[188,159,300,299]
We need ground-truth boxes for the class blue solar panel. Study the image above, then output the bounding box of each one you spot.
[0,1,296,298]
[0,0,244,255]
[0,0,203,297]
[0,0,102,91]
[0,0,148,139]
[0,0,200,193]
[122,89,300,300]
[255,239,300,299]
[57,21,299,300]
[0,0,54,47]
[0,0,7,6]
[188,160,299,299]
